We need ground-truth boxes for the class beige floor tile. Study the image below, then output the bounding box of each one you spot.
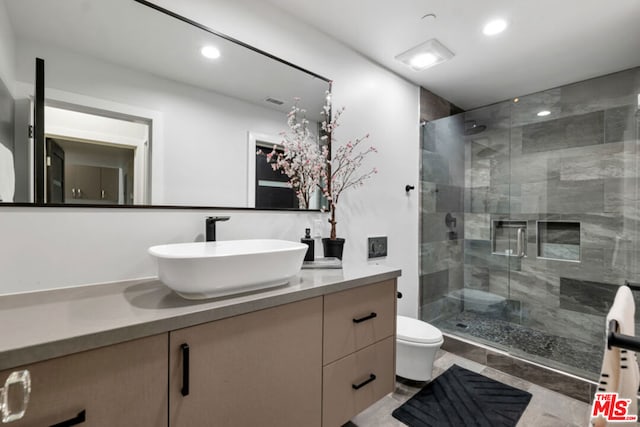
[433,349,486,373]
[349,350,592,427]
[349,395,405,427]
[480,365,534,391]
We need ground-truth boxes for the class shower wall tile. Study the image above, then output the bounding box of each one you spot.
[420,270,449,306]
[466,159,490,188]
[420,87,463,123]
[521,111,604,154]
[488,270,509,298]
[604,177,638,213]
[505,268,560,308]
[545,178,605,213]
[435,184,463,212]
[466,167,490,191]
[448,266,464,293]
[422,123,436,152]
[560,68,639,113]
[422,150,450,184]
[420,240,462,275]
[421,297,462,323]
[422,213,449,243]
[559,277,617,316]
[537,250,606,287]
[580,214,623,248]
[520,181,548,213]
[467,185,511,214]
[489,154,511,186]
[420,241,449,275]
[422,212,464,242]
[605,105,637,144]
[602,151,638,179]
[421,182,436,213]
[469,139,501,160]
[511,154,560,184]
[559,155,603,181]
[464,239,520,271]
[464,213,490,240]
[464,265,490,291]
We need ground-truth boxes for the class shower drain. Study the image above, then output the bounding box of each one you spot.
[456,322,469,329]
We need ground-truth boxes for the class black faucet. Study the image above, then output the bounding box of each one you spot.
[205,216,230,242]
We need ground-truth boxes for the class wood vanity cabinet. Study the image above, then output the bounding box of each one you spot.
[0,278,396,426]
[169,296,324,427]
[0,334,168,427]
[322,280,397,427]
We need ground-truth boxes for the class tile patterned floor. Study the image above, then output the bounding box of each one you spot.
[346,349,591,427]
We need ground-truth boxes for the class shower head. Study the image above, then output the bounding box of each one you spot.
[464,120,486,135]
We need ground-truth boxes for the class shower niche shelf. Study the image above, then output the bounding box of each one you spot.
[537,221,580,262]
[491,220,527,257]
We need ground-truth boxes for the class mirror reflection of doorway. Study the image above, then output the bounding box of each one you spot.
[45,138,64,203]
[44,105,150,205]
[45,137,135,204]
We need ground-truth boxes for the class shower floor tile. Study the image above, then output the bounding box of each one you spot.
[432,310,603,379]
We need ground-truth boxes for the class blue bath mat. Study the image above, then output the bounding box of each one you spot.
[392,364,532,427]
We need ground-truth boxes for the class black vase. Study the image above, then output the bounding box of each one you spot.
[322,238,345,260]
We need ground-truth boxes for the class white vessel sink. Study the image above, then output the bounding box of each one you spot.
[148,239,307,299]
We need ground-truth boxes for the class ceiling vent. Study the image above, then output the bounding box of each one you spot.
[265,97,285,105]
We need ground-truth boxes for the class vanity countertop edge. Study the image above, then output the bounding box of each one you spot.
[0,265,401,371]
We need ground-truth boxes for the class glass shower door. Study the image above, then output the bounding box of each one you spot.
[502,70,640,380]
[421,68,640,382]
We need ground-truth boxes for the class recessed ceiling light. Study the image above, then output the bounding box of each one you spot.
[395,39,455,71]
[537,110,551,117]
[483,19,508,36]
[201,46,221,59]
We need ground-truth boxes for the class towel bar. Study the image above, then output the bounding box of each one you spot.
[608,319,640,352]
[624,280,640,292]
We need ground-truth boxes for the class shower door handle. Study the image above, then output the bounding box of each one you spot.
[516,228,526,258]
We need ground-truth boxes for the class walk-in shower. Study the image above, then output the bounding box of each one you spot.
[420,67,640,381]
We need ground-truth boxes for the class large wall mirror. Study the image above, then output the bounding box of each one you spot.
[0,0,331,210]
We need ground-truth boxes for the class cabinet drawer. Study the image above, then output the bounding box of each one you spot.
[323,280,396,364]
[322,336,395,427]
[0,334,168,427]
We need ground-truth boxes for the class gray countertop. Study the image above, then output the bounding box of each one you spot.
[0,265,401,371]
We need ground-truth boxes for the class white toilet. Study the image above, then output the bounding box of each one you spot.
[396,315,444,381]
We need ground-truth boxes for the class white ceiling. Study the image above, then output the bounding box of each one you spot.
[263,0,640,110]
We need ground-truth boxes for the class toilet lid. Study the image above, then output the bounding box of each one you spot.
[397,315,443,344]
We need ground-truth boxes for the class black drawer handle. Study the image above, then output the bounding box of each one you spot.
[181,343,190,397]
[353,312,377,323]
[50,410,86,427]
[397,291,403,299]
[352,374,376,390]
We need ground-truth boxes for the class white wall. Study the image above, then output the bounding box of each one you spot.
[0,0,421,317]
[0,0,15,96]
